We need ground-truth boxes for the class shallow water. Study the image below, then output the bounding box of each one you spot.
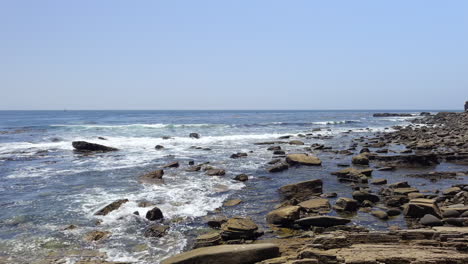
[0,110,464,263]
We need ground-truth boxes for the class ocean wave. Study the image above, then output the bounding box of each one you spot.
[50,123,230,129]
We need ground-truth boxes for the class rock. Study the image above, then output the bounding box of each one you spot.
[298,199,330,212]
[279,179,323,202]
[443,187,461,196]
[161,243,280,264]
[194,232,222,248]
[144,224,169,237]
[138,200,155,207]
[387,208,401,216]
[84,231,110,242]
[333,197,359,212]
[377,166,395,171]
[186,165,202,172]
[360,147,370,153]
[233,174,248,181]
[267,146,281,151]
[371,210,389,220]
[465,101,468,112]
[392,187,419,196]
[230,152,248,159]
[155,145,164,150]
[189,133,200,139]
[420,214,443,226]
[206,215,228,229]
[267,162,289,173]
[266,206,301,226]
[442,209,461,218]
[72,141,118,152]
[295,216,351,228]
[369,154,439,167]
[220,217,260,240]
[223,199,242,207]
[139,169,164,183]
[352,154,369,165]
[286,154,322,166]
[146,207,164,221]
[404,198,441,218]
[94,199,129,216]
[289,140,305,145]
[206,169,226,176]
[273,150,285,155]
[352,191,379,203]
[443,218,466,226]
[371,178,387,185]
[163,161,179,168]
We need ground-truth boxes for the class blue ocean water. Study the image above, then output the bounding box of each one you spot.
[0,110,463,263]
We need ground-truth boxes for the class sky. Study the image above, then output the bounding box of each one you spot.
[0,0,467,110]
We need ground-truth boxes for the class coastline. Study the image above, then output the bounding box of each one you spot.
[0,111,467,264]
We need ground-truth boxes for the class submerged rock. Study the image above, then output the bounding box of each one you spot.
[352,154,369,165]
[139,169,164,184]
[161,243,280,264]
[233,174,249,181]
[144,223,169,238]
[267,162,289,173]
[206,169,226,176]
[84,230,110,242]
[162,161,179,168]
[94,199,129,216]
[189,133,200,139]
[72,141,118,152]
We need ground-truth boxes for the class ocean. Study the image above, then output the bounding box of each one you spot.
[0,110,462,263]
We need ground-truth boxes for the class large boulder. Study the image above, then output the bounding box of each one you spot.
[161,243,280,264]
[72,141,118,152]
[286,154,322,166]
[295,216,351,228]
[94,199,129,216]
[189,133,200,139]
[146,207,164,221]
[352,191,380,203]
[266,206,301,226]
[279,179,323,202]
[403,198,441,218]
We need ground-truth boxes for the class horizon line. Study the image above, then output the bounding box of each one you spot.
[0,108,462,111]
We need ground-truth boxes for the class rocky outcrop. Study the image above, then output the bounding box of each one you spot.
[279,179,323,202]
[94,199,128,216]
[72,141,118,152]
[161,243,280,264]
[285,154,322,166]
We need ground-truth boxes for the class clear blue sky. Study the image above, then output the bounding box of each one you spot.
[1,0,467,110]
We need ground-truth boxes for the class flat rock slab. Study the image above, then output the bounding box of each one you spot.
[295,216,351,228]
[161,243,280,264]
[286,154,322,166]
[279,179,323,202]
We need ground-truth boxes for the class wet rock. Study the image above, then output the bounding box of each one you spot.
[233,174,248,182]
[220,217,260,240]
[206,169,226,176]
[144,223,169,238]
[94,199,129,216]
[84,230,110,242]
[267,162,289,173]
[404,198,441,218]
[230,152,248,159]
[139,169,164,183]
[72,141,118,152]
[267,146,281,151]
[352,154,369,165]
[146,207,164,221]
[286,154,322,166]
[352,191,379,203]
[442,209,461,218]
[279,179,323,202]
[393,187,419,196]
[443,218,467,226]
[186,165,202,172]
[161,243,280,264]
[386,208,401,216]
[333,197,359,212]
[298,198,331,213]
[206,215,228,229]
[189,133,200,139]
[162,161,179,168]
[155,145,164,150]
[371,210,389,220]
[377,166,395,171]
[266,206,301,226]
[289,140,305,145]
[273,150,286,155]
[443,187,461,196]
[420,214,443,226]
[368,154,439,167]
[371,178,387,185]
[295,216,351,228]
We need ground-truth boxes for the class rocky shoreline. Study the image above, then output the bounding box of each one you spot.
[16,111,468,264]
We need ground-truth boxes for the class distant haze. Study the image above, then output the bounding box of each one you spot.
[0,1,467,110]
